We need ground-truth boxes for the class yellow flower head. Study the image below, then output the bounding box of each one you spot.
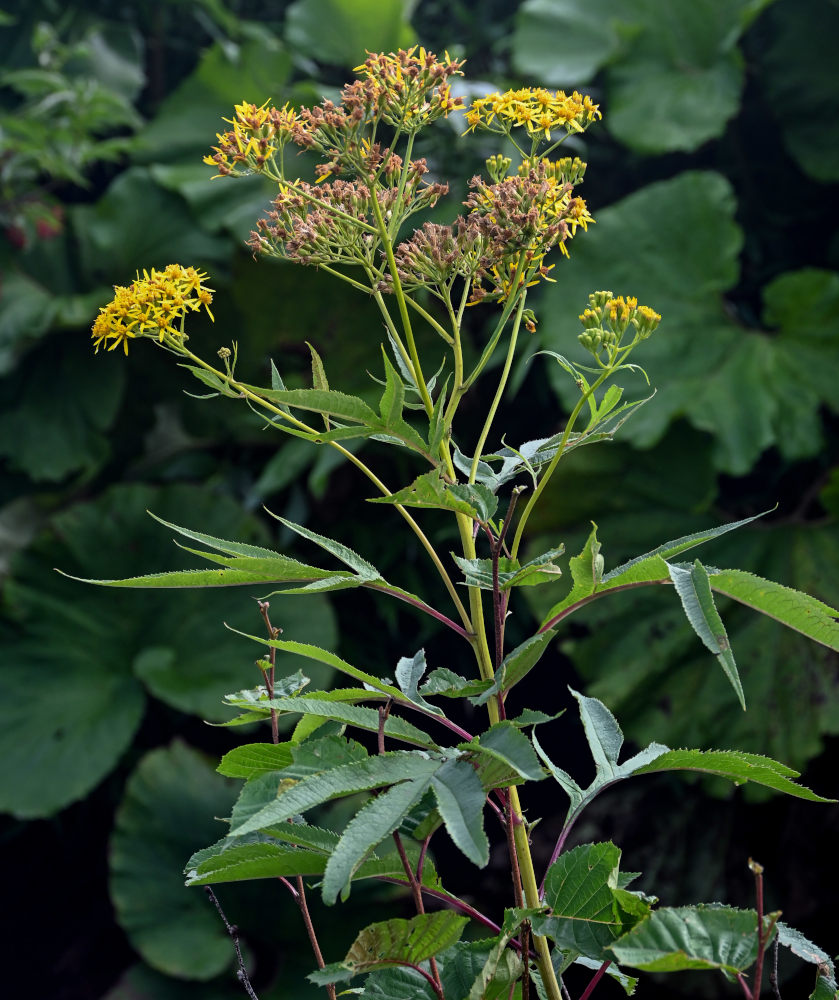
[465,87,601,142]
[204,100,304,177]
[91,264,214,355]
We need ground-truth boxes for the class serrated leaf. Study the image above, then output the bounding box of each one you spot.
[535,842,649,961]
[323,775,436,903]
[222,629,403,700]
[465,721,545,785]
[394,649,444,716]
[453,548,565,592]
[230,751,443,836]
[777,922,836,978]
[419,668,492,699]
[187,842,328,885]
[709,569,839,652]
[309,911,469,984]
[216,742,294,778]
[669,559,744,709]
[635,749,834,802]
[265,512,381,580]
[243,384,379,425]
[431,758,490,866]
[609,904,770,975]
[369,470,495,521]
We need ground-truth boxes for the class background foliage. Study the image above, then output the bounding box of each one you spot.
[1,0,837,997]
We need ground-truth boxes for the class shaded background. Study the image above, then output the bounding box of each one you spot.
[1,0,837,997]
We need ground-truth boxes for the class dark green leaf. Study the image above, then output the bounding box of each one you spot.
[110,742,239,979]
[431,758,490,866]
[466,721,545,784]
[609,904,770,975]
[285,0,412,67]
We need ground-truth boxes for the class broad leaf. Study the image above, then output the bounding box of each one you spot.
[535,842,650,961]
[464,721,545,785]
[609,904,774,976]
[394,648,444,716]
[110,742,239,979]
[309,911,469,983]
[369,470,497,521]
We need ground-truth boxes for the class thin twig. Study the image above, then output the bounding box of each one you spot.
[204,886,260,1000]
[578,961,610,1000]
[770,936,783,999]
[738,972,753,999]
[278,876,336,1000]
[257,601,281,745]
[750,858,766,999]
[560,981,572,1000]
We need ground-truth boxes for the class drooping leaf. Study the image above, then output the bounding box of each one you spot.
[668,559,744,709]
[323,774,437,903]
[230,751,443,837]
[285,0,413,67]
[110,742,239,979]
[431,758,490,866]
[609,904,773,976]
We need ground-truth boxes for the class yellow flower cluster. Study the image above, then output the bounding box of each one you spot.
[204,101,305,176]
[465,87,601,141]
[91,264,214,354]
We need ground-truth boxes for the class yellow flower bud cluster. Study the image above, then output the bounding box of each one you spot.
[578,291,661,360]
[204,101,305,177]
[91,264,214,354]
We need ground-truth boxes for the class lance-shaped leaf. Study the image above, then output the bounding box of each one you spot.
[230,750,443,837]
[309,911,469,983]
[609,904,776,976]
[187,842,328,885]
[323,774,437,903]
[533,842,650,961]
[223,629,403,700]
[243,383,379,424]
[216,742,295,778]
[709,569,839,652]
[431,758,490,866]
[634,750,834,802]
[669,559,744,709]
[541,511,770,626]
[266,512,380,580]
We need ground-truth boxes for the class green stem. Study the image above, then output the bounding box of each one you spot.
[177,346,471,631]
[404,293,454,345]
[509,366,614,562]
[462,252,528,391]
[370,189,433,415]
[469,290,527,483]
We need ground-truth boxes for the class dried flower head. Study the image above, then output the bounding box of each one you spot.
[91,265,214,354]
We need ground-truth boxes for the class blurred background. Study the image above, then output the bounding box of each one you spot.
[1,0,837,997]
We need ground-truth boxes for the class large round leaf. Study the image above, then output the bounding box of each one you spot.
[539,172,839,474]
[0,483,338,816]
[110,741,240,979]
[512,0,772,153]
[284,0,414,68]
[760,0,839,183]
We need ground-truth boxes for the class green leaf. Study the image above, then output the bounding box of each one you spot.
[431,758,490,866]
[110,742,239,979]
[709,569,839,652]
[609,904,770,975]
[760,0,839,182]
[535,842,649,961]
[309,912,469,983]
[285,0,412,67]
[453,547,565,591]
[187,842,328,885]
[465,721,545,785]
[216,742,295,778]
[323,774,436,903]
[394,648,444,716]
[635,749,834,802]
[369,470,497,521]
[419,667,493,700]
[777,922,837,982]
[669,559,744,709]
[230,751,443,836]
[224,630,403,699]
[266,512,381,580]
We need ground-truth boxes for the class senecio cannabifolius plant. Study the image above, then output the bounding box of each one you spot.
[83,48,838,1000]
